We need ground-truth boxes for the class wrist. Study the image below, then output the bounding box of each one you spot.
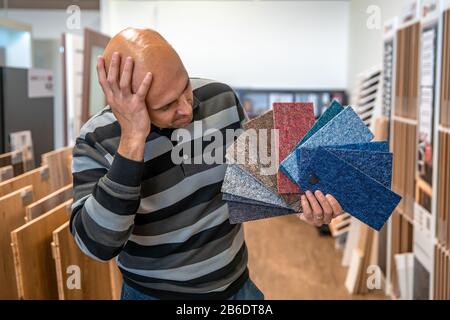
[108,152,144,187]
[120,129,148,141]
[118,135,146,162]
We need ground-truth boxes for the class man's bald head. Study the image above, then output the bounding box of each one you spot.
[102,28,193,128]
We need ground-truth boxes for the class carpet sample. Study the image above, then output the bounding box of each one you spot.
[297,147,401,231]
[273,102,315,194]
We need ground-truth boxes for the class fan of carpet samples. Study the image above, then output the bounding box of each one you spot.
[222,100,401,231]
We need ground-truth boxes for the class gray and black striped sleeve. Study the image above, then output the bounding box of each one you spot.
[70,138,144,262]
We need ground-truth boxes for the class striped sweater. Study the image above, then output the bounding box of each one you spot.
[70,78,249,299]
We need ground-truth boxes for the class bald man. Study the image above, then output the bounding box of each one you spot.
[70,28,344,300]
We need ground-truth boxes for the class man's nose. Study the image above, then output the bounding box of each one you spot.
[176,99,191,116]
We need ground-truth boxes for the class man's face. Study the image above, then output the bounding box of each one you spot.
[146,75,194,129]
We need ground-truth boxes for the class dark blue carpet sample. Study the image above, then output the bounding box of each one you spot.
[331,141,389,152]
[296,147,401,231]
[297,147,393,188]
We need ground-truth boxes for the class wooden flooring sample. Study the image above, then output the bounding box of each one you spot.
[11,200,71,299]
[0,186,34,299]
[52,221,114,300]
[0,166,51,199]
[41,147,73,191]
[0,150,25,176]
[26,184,73,222]
[0,165,14,182]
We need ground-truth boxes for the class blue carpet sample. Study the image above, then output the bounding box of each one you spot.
[282,106,374,185]
[297,147,401,231]
[299,107,374,150]
[331,141,389,152]
[297,147,393,188]
[280,100,344,184]
[297,100,345,146]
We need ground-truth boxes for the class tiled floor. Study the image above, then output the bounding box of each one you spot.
[244,214,387,300]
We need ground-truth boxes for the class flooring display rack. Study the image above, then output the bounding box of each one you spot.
[385,0,450,300]
[351,65,383,128]
[0,146,122,300]
[382,18,399,144]
[386,2,420,299]
[434,2,450,300]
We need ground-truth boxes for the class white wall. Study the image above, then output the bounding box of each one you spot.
[1,9,101,149]
[101,0,350,90]
[3,9,100,39]
[0,27,32,68]
[347,0,405,91]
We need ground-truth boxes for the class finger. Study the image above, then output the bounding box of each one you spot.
[298,214,315,225]
[301,194,313,221]
[136,72,152,100]
[305,190,324,225]
[297,213,311,224]
[119,56,133,95]
[326,194,344,218]
[107,51,120,93]
[315,190,333,224]
[96,56,112,97]
[298,212,315,225]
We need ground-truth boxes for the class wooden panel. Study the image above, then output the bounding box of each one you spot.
[0,166,51,199]
[445,251,449,300]
[109,260,122,300]
[392,121,417,218]
[345,248,363,294]
[441,246,445,299]
[389,209,413,299]
[373,116,390,141]
[434,244,450,300]
[406,123,417,218]
[0,186,34,299]
[344,220,378,295]
[342,217,361,267]
[81,29,110,124]
[394,23,420,119]
[434,244,439,299]
[11,200,71,300]
[51,221,113,300]
[437,132,450,249]
[0,165,14,182]
[41,147,73,191]
[446,132,449,249]
[442,248,445,300]
[0,150,25,176]
[356,225,374,294]
[25,184,73,222]
[441,10,450,128]
[329,213,351,237]
[447,252,450,300]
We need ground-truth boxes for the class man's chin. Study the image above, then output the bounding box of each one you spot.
[172,117,192,128]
